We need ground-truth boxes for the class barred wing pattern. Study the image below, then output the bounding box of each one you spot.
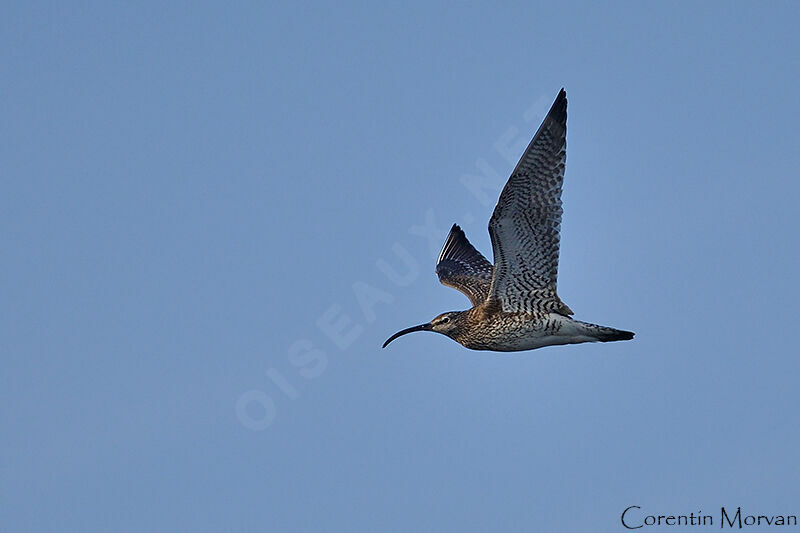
[436,224,493,306]
[487,89,572,315]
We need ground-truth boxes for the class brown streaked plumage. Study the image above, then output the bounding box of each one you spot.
[383,89,634,352]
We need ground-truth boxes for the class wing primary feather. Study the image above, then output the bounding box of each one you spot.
[487,89,572,315]
[435,224,493,306]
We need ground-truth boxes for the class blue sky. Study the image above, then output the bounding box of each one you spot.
[2,2,799,531]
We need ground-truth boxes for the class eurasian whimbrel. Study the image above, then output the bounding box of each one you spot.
[383,89,634,352]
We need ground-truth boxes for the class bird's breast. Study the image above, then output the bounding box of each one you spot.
[457,311,557,351]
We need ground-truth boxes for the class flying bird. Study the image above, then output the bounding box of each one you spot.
[383,89,634,351]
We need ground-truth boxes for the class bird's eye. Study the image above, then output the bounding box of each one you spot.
[441,317,450,324]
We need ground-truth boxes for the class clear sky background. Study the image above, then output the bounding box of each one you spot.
[3,2,799,532]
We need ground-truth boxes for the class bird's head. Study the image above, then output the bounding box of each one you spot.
[382,311,466,348]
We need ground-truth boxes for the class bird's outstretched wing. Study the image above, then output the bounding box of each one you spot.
[487,89,572,315]
[436,224,493,306]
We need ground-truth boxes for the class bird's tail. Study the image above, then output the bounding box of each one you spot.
[574,320,635,343]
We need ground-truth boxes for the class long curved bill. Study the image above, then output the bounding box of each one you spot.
[382,323,432,348]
